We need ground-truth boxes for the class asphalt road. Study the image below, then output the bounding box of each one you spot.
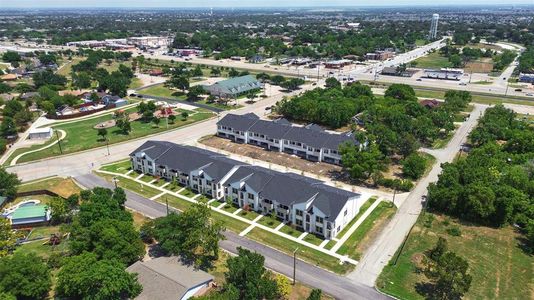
[74,173,389,300]
[348,104,488,286]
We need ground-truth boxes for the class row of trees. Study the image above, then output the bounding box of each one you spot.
[427,105,534,251]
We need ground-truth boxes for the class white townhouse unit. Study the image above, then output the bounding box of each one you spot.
[130,141,363,239]
[216,113,360,165]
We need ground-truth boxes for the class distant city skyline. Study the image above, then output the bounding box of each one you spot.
[4,0,534,8]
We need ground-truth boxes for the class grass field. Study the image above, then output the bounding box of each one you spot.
[98,173,161,198]
[377,213,533,300]
[100,160,132,174]
[246,227,353,274]
[336,202,396,260]
[413,52,451,69]
[337,196,378,238]
[18,177,82,198]
[11,108,213,164]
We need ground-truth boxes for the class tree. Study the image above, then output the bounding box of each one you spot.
[0,252,52,299]
[2,51,21,63]
[116,117,132,135]
[210,67,221,77]
[307,289,323,300]
[228,68,240,77]
[152,116,161,127]
[187,85,205,101]
[422,246,472,300]
[0,82,11,94]
[1,117,17,138]
[155,202,225,268]
[69,187,144,265]
[72,71,92,90]
[449,54,463,68]
[192,65,204,77]
[181,111,189,120]
[429,237,448,262]
[340,142,386,181]
[32,70,67,88]
[224,247,279,300]
[168,114,176,124]
[325,77,341,89]
[384,84,416,101]
[97,128,108,141]
[274,274,292,299]
[167,76,190,92]
[0,218,20,257]
[0,167,20,199]
[402,153,427,180]
[56,252,142,300]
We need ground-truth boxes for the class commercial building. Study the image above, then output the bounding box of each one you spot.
[127,256,213,300]
[216,113,360,165]
[424,68,464,81]
[364,50,395,61]
[381,66,418,77]
[28,127,53,140]
[130,141,363,239]
[429,14,440,40]
[325,59,353,69]
[127,36,172,49]
[203,75,263,99]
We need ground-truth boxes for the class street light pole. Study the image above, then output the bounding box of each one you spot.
[106,138,110,156]
[292,247,299,285]
[55,130,63,154]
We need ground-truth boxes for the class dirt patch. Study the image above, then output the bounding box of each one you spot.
[355,205,396,254]
[48,178,82,198]
[200,136,342,177]
[465,61,494,74]
[411,253,425,269]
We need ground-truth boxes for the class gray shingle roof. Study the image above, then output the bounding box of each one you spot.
[204,75,262,96]
[216,114,359,151]
[132,141,360,221]
[127,256,213,300]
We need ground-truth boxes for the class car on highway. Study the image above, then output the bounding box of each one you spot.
[515,88,522,92]
[416,78,422,81]
[459,82,467,86]
[527,93,534,97]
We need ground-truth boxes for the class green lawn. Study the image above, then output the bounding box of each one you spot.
[100,160,132,174]
[256,215,283,229]
[140,84,187,99]
[13,108,213,164]
[98,173,161,198]
[246,228,353,274]
[413,52,451,69]
[337,202,397,260]
[139,174,155,183]
[129,77,144,89]
[210,210,249,233]
[179,188,196,198]
[17,177,82,198]
[377,213,533,300]
[337,196,378,239]
[303,233,325,246]
[221,203,239,214]
[323,240,337,250]
[155,194,193,212]
[14,239,70,259]
[280,225,304,238]
[237,209,261,221]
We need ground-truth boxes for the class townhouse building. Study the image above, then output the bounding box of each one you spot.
[130,141,363,239]
[216,113,360,165]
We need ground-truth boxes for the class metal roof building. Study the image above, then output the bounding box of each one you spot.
[203,75,263,99]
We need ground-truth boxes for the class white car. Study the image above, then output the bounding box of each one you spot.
[526,93,534,97]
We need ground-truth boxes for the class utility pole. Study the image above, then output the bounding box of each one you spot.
[292,247,299,285]
[166,195,169,215]
[112,177,118,189]
[392,187,397,207]
[55,130,63,154]
[106,138,110,156]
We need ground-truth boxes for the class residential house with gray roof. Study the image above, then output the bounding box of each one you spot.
[129,141,363,239]
[217,113,360,165]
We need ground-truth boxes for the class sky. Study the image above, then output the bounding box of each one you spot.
[3,0,534,8]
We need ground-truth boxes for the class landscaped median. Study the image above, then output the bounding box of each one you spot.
[95,160,400,275]
[4,106,214,165]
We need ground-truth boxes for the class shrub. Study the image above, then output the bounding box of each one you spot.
[447,226,462,236]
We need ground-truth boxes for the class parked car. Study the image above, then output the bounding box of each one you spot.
[515,88,522,92]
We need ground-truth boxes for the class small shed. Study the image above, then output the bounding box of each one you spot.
[28,127,53,140]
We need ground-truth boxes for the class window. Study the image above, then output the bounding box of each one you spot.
[306,215,310,222]
[344,210,348,216]
[296,209,303,216]
[232,188,238,194]
[248,193,254,200]
[296,219,303,226]
[337,226,340,232]
[316,226,323,234]
[316,216,324,224]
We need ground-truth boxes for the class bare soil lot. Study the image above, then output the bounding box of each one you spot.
[200,136,341,177]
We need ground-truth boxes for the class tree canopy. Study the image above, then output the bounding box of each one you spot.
[0,252,52,300]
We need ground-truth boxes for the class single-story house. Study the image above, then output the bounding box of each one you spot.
[420,99,442,109]
[149,69,164,76]
[203,75,263,99]
[102,95,128,108]
[28,127,53,140]
[127,257,213,300]
[9,204,51,227]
